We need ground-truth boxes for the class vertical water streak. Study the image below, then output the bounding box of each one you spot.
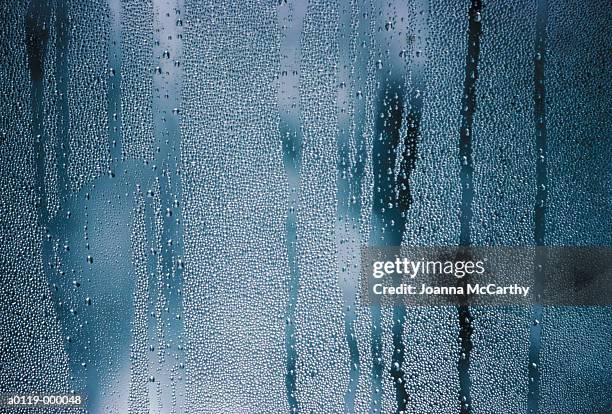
[348,0,374,229]
[130,189,151,414]
[389,3,428,409]
[108,0,123,162]
[342,1,377,411]
[149,1,185,410]
[278,1,307,411]
[529,0,548,412]
[121,0,154,161]
[27,0,50,228]
[337,1,367,411]
[157,2,185,411]
[146,177,163,413]
[457,1,482,413]
[368,4,426,410]
[369,76,406,413]
[55,0,69,207]
[390,68,424,414]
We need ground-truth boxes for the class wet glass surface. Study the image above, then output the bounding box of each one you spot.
[0,0,610,413]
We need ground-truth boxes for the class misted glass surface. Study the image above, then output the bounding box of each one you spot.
[0,0,609,413]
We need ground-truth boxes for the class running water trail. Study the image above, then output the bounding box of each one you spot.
[528,0,548,412]
[457,1,482,413]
